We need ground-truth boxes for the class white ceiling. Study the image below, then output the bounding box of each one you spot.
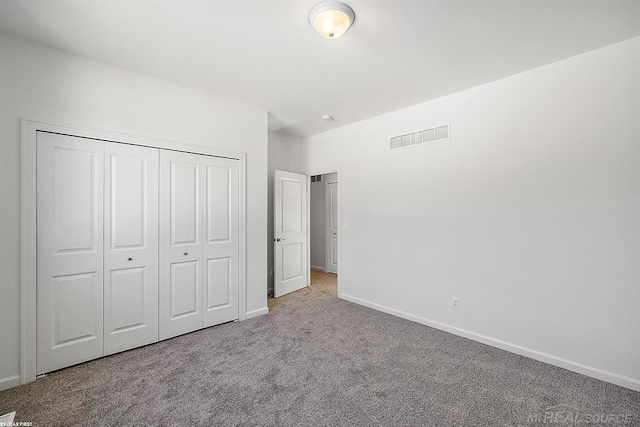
[0,0,638,137]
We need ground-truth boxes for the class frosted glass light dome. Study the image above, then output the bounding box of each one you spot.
[309,2,355,39]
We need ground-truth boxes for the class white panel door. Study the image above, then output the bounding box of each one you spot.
[36,132,104,374]
[202,157,239,327]
[274,170,308,297]
[104,143,159,355]
[325,180,338,274]
[159,150,204,339]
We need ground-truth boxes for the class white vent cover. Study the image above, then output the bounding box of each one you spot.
[390,124,450,150]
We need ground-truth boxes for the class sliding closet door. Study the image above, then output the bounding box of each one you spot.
[36,132,104,375]
[159,150,204,339]
[202,156,239,327]
[104,143,159,355]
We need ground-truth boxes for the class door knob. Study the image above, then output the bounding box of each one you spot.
[128,257,133,261]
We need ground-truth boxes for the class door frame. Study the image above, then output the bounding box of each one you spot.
[306,166,342,298]
[20,118,248,386]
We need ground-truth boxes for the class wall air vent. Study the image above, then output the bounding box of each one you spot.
[390,124,450,150]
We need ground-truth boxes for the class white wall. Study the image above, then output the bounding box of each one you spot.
[267,131,304,293]
[0,33,268,390]
[301,37,640,390]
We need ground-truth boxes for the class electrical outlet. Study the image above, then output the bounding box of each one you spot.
[451,297,459,309]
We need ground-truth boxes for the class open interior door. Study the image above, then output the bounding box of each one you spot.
[274,170,308,297]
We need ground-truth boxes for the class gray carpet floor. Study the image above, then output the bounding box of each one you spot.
[1,271,638,426]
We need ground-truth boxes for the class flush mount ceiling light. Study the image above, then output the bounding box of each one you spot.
[309,2,355,39]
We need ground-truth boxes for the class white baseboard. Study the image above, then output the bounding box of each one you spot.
[0,375,21,391]
[310,265,326,272]
[340,293,640,392]
[245,307,269,320]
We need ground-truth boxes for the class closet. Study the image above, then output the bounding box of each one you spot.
[35,131,239,375]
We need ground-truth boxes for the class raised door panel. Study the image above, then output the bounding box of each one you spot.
[206,166,230,242]
[282,243,303,281]
[206,257,230,309]
[202,158,239,327]
[52,273,100,346]
[331,238,338,266]
[171,162,199,246]
[110,156,145,249]
[170,261,199,318]
[36,132,104,375]
[281,179,303,233]
[109,268,145,330]
[159,150,203,339]
[52,149,96,253]
[104,143,159,355]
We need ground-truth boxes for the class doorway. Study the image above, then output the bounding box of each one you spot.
[310,172,338,292]
[271,168,341,301]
